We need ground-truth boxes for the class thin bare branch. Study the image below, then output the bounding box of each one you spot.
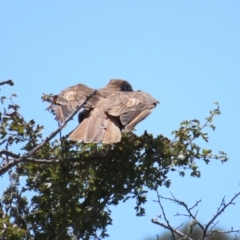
[159,193,205,232]
[173,196,205,232]
[156,190,177,240]
[203,192,240,238]
[4,156,100,165]
[0,80,14,86]
[153,190,240,240]
[0,90,96,175]
[207,228,240,237]
[151,218,194,240]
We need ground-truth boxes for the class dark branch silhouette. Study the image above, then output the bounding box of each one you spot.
[151,189,240,239]
[0,80,14,86]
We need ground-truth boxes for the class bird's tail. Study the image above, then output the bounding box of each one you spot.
[102,117,121,144]
[69,108,121,144]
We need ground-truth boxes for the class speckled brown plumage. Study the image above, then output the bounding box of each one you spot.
[55,79,133,123]
[69,91,159,144]
[54,79,159,144]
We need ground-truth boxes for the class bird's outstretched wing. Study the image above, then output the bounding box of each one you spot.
[102,91,159,131]
[54,79,133,124]
[55,84,96,123]
[69,91,159,144]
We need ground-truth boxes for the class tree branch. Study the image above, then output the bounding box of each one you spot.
[0,90,96,175]
[156,189,177,240]
[171,193,205,232]
[0,80,14,86]
[3,156,100,165]
[207,228,240,237]
[158,193,205,232]
[0,150,19,158]
[204,192,240,238]
[151,218,193,240]
[153,190,240,240]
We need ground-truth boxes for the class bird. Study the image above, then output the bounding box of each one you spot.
[69,90,159,144]
[54,79,133,123]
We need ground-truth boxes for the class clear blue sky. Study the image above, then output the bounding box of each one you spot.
[1,1,240,239]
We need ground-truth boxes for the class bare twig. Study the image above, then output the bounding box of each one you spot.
[170,192,205,232]
[156,189,177,240]
[151,218,193,240]
[2,156,101,165]
[207,228,240,237]
[157,193,205,232]
[152,190,240,240]
[204,192,240,238]
[0,90,96,175]
[0,80,14,86]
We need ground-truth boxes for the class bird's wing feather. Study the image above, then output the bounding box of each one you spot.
[100,92,158,129]
[69,118,88,142]
[102,117,122,144]
[55,84,96,123]
[124,109,154,132]
[69,108,107,143]
[55,80,134,123]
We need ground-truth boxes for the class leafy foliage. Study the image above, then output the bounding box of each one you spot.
[0,81,227,239]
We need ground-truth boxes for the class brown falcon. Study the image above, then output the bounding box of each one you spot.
[69,91,159,144]
[54,79,133,123]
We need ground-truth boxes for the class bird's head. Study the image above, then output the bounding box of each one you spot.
[106,79,133,92]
